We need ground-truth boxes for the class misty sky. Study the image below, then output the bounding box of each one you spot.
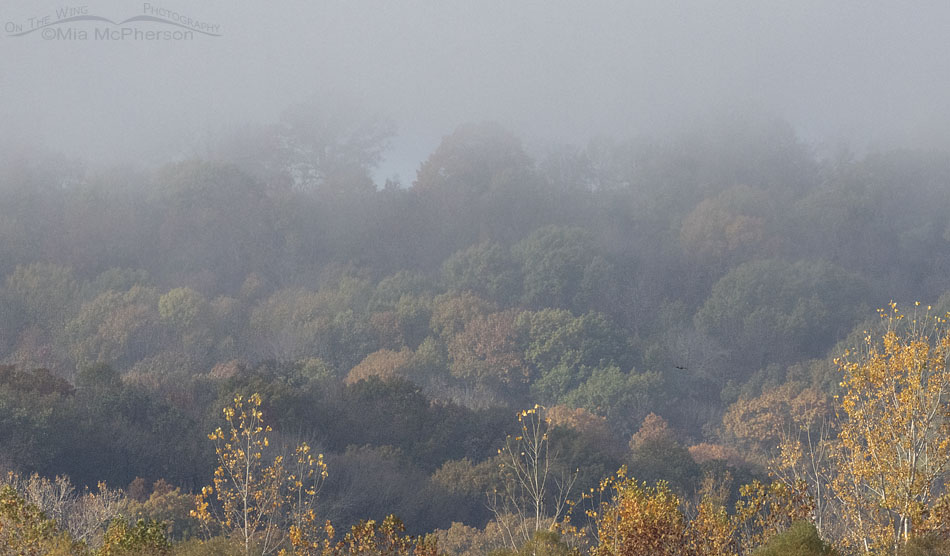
[3,1,950,182]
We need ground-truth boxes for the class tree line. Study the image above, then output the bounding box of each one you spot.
[3,108,950,553]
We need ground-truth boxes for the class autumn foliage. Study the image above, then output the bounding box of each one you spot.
[192,393,328,555]
[586,467,811,556]
[6,123,950,555]
[833,303,950,554]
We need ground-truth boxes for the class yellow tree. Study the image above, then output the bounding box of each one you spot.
[319,515,440,556]
[687,497,736,556]
[833,303,950,554]
[192,393,327,556]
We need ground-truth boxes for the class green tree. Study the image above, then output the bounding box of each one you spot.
[158,287,213,359]
[66,286,164,370]
[248,289,329,362]
[561,366,663,433]
[414,122,532,198]
[442,242,522,305]
[517,309,632,404]
[694,259,869,370]
[752,521,838,556]
[430,292,497,341]
[514,226,613,313]
[152,160,278,291]
[413,122,541,252]
[369,271,433,312]
[4,262,79,332]
[214,96,393,196]
[249,285,376,371]
[80,268,151,300]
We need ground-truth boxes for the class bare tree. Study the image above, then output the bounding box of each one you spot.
[2,471,124,548]
[488,405,577,550]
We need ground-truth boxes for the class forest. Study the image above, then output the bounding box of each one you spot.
[2,109,950,555]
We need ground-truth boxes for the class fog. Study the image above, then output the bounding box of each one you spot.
[3,1,950,180]
[9,3,950,542]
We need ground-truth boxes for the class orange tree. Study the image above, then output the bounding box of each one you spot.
[587,468,740,556]
[587,468,811,556]
[588,472,690,556]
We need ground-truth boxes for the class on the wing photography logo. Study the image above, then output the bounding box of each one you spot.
[4,4,221,41]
